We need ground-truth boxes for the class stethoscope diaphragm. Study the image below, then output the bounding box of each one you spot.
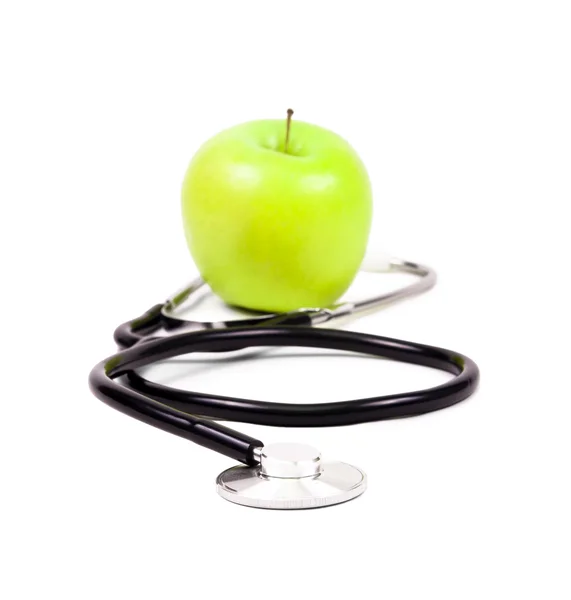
[216,443,367,509]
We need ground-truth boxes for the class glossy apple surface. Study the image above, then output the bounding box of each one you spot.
[181,119,372,312]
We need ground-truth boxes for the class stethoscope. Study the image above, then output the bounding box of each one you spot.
[89,257,479,509]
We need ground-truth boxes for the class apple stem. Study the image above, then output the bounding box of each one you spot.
[285,108,294,154]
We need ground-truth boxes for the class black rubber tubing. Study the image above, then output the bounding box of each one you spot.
[89,323,479,466]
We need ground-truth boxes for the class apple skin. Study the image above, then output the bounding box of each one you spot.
[181,119,372,313]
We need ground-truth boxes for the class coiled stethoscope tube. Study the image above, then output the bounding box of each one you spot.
[89,258,479,509]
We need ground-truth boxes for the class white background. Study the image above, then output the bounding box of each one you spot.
[1,1,570,598]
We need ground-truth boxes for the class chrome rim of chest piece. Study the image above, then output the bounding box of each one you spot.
[216,443,367,510]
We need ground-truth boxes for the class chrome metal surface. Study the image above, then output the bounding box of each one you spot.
[216,443,367,510]
[353,258,437,312]
[160,258,436,328]
[260,442,322,478]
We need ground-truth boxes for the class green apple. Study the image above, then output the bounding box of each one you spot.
[181,116,372,312]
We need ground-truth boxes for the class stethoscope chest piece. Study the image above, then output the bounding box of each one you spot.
[216,443,367,510]
[92,260,479,509]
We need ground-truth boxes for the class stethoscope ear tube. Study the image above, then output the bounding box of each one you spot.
[89,326,479,463]
[89,352,264,465]
[113,258,437,349]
